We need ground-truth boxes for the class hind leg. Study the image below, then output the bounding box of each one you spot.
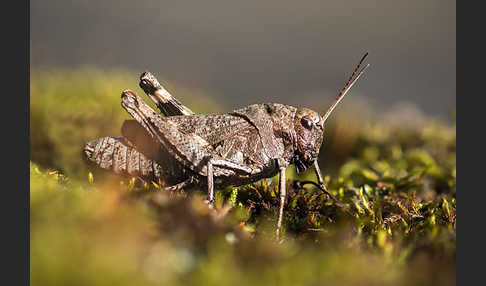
[121,90,257,177]
[139,71,195,116]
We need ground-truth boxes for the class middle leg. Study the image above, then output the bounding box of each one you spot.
[276,166,287,240]
[206,158,215,208]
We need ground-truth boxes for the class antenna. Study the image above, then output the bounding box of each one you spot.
[321,52,370,123]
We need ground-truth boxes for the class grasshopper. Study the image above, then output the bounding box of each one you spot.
[83,53,369,237]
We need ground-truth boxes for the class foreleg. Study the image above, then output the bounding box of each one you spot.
[313,161,325,187]
[291,161,345,207]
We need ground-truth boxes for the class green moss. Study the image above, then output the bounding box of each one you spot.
[30,69,456,286]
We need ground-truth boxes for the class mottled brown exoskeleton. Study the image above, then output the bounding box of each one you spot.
[83,53,370,238]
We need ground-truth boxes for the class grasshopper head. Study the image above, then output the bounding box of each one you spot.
[290,52,369,173]
[292,108,324,173]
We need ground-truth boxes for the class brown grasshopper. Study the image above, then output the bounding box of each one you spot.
[83,53,369,237]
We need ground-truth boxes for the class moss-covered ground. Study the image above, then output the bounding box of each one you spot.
[30,69,456,286]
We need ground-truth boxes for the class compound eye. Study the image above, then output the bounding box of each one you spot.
[301,116,313,130]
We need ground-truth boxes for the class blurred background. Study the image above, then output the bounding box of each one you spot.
[30,0,456,179]
[31,0,455,119]
[30,1,456,285]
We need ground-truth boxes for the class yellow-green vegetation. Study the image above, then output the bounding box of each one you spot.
[30,69,455,286]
